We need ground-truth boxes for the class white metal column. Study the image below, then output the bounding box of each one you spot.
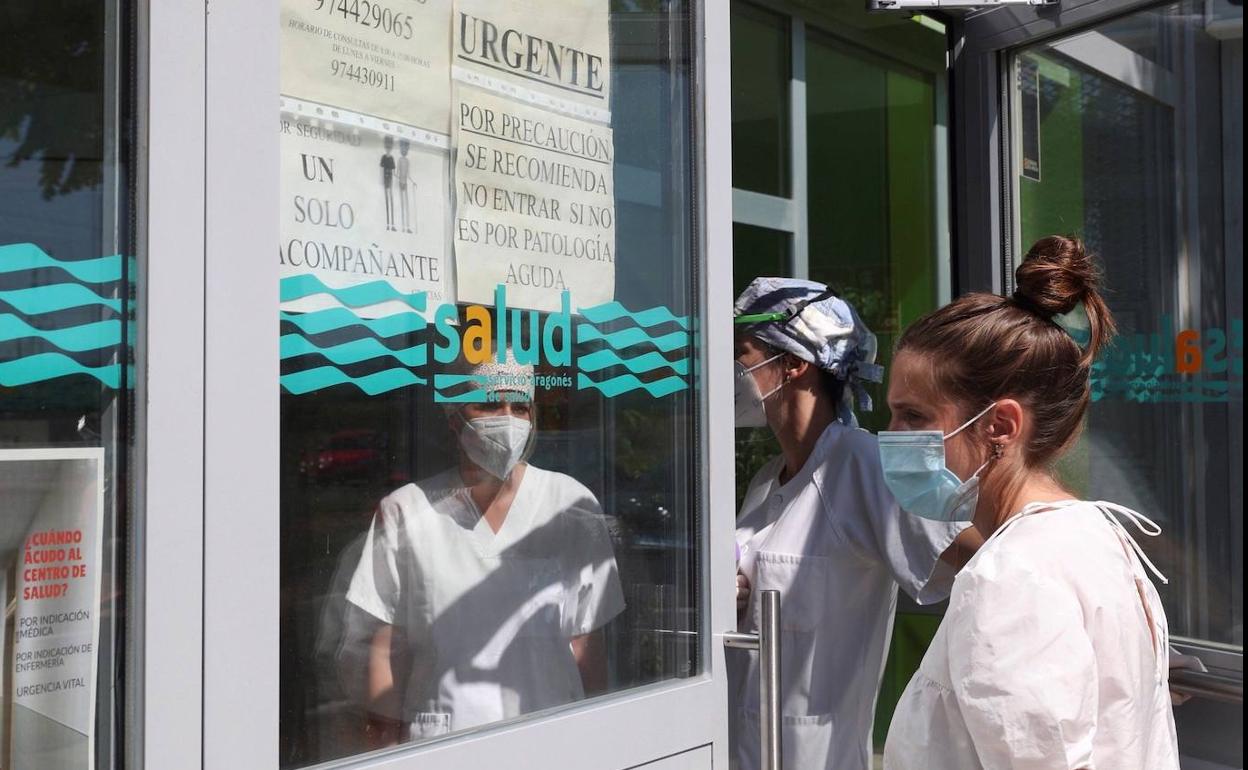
[706,0,740,764]
[202,0,281,767]
[140,0,207,768]
[789,17,810,278]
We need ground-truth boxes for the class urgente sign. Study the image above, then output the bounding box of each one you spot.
[456,12,606,97]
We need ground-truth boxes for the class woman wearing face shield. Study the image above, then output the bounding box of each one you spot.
[730,278,976,770]
[342,353,624,746]
[880,237,1179,769]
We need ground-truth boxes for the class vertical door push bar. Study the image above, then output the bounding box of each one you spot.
[724,589,782,770]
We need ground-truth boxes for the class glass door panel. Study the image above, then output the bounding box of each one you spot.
[730,2,791,198]
[1010,1,1244,650]
[276,1,705,766]
[0,2,137,768]
[804,33,940,435]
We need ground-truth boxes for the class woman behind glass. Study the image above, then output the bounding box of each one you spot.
[342,353,624,746]
[881,236,1179,769]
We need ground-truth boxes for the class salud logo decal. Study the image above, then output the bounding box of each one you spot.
[1093,316,1243,403]
[278,276,691,399]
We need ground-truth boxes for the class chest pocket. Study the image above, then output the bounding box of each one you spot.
[505,556,566,639]
[751,552,830,632]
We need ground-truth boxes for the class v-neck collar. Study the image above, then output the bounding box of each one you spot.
[743,422,849,556]
[459,465,539,557]
[773,420,846,494]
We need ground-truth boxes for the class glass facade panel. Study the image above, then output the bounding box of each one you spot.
[1012,1,1244,648]
[731,223,790,299]
[730,2,790,197]
[805,33,939,433]
[277,2,702,766]
[0,2,136,768]
[731,223,789,504]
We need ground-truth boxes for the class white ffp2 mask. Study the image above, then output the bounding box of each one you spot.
[458,414,532,479]
[734,353,785,428]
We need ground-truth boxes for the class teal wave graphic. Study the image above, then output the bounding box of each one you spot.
[0,243,130,284]
[280,307,427,338]
[578,349,689,376]
[280,365,427,395]
[433,390,492,403]
[576,324,689,353]
[0,284,124,315]
[0,352,122,388]
[280,275,427,311]
[577,371,687,398]
[1,314,122,352]
[433,373,492,403]
[578,301,690,330]
[280,333,427,367]
[434,374,488,388]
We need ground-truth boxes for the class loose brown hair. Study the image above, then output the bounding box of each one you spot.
[896,235,1116,467]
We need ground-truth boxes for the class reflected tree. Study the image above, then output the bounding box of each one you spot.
[0,2,105,199]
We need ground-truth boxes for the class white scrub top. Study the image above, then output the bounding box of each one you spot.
[884,500,1179,770]
[346,465,625,738]
[732,421,969,770]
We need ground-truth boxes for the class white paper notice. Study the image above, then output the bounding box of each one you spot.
[280,110,452,316]
[281,0,453,133]
[6,449,105,769]
[453,84,615,311]
[452,0,611,120]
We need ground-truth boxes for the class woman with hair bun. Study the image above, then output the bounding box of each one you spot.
[881,236,1180,769]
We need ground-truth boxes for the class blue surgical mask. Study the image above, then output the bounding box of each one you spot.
[877,403,997,522]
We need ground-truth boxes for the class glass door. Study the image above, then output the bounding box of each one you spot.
[946,0,1242,762]
[994,1,1243,764]
[1006,0,1243,657]
[201,0,740,767]
[0,3,138,768]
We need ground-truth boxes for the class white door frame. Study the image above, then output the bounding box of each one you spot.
[140,0,208,768]
[153,0,745,767]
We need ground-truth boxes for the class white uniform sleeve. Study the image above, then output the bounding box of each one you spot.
[835,433,969,604]
[563,496,626,636]
[345,495,405,625]
[945,559,1098,770]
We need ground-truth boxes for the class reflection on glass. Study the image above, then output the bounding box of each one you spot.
[1,2,133,768]
[335,356,623,745]
[730,2,790,197]
[279,2,701,766]
[1013,0,1243,646]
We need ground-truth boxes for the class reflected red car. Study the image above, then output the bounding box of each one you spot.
[300,429,389,484]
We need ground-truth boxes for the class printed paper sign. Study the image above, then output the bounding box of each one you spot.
[281,0,453,133]
[452,0,611,120]
[452,84,615,311]
[5,448,105,769]
[280,111,452,316]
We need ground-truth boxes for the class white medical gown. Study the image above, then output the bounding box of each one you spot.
[345,465,625,737]
[732,421,970,770]
[883,500,1179,770]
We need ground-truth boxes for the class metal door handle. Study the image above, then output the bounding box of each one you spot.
[724,589,782,770]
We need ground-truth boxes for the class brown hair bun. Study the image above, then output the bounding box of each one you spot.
[1013,235,1116,364]
[895,234,1120,468]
